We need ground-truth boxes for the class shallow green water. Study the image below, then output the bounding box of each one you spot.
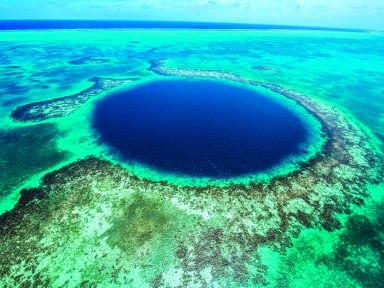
[0,29,383,287]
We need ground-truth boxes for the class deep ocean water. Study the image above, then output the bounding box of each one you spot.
[0,26,383,288]
[93,79,309,178]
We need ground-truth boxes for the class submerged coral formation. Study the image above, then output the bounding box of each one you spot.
[68,57,110,65]
[0,123,68,214]
[0,60,382,287]
[11,77,136,122]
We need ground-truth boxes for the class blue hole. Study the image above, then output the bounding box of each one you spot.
[93,79,309,178]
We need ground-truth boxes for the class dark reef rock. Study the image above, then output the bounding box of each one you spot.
[252,65,275,71]
[69,57,111,65]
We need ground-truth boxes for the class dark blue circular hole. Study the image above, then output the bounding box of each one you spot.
[92,79,309,178]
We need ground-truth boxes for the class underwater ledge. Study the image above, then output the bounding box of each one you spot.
[0,61,383,287]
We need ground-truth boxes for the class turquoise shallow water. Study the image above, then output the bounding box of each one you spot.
[0,28,383,287]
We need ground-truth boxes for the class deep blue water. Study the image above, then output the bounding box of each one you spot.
[93,79,308,178]
[0,20,364,32]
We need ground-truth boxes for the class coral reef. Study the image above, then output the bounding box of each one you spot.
[11,77,136,122]
[68,57,110,65]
